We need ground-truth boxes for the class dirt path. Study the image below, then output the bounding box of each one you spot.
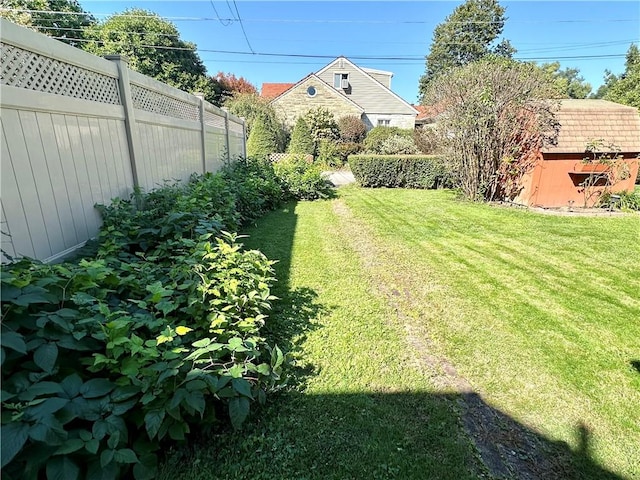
[331,199,576,480]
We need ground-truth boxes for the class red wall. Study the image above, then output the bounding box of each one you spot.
[515,153,639,208]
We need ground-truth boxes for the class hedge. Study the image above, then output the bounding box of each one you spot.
[348,155,453,189]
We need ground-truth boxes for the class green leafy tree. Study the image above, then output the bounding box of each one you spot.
[287,117,314,155]
[540,62,592,98]
[226,93,288,150]
[418,0,515,102]
[424,57,559,201]
[83,9,211,96]
[303,107,339,157]
[337,115,367,143]
[594,44,640,109]
[246,114,278,157]
[1,0,96,47]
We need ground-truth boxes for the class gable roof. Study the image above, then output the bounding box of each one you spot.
[269,73,364,113]
[261,83,295,99]
[543,99,640,154]
[315,57,418,115]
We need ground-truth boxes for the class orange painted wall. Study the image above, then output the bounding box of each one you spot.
[514,153,639,208]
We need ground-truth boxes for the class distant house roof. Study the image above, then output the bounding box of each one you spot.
[261,83,295,99]
[543,99,640,154]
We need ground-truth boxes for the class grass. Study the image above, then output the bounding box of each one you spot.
[160,187,639,479]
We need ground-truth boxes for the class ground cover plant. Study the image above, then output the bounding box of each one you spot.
[0,157,331,480]
[160,187,639,479]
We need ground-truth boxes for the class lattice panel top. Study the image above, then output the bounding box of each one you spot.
[131,84,200,121]
[204,109,225,129]
[1,43,121,104]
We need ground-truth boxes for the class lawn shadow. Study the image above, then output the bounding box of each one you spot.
[161,390,625,480]
[630,360,640,374]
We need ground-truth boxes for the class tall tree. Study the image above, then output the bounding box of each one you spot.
[225,93,288,151]
[540,62,592,98]
[1,0,96,47]
[83,9,211,96]
[424,57,559,201]
[418,0,515,102]
[213,72,258,104]
[594,44,640,109]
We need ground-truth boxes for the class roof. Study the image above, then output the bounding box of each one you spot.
[261,83,295,99]
[270,74,364,113]
[361,67,393,77]
[543,99,640,153]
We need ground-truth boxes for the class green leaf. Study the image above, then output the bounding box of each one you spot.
[87,459,118,480]
[185,379,206,392]
[256,363,271,375]
[144,410,165,439]
[18,381,64,401]
[100,449,115,468]
[271,345,284,370]
[110,385,140,402]
[54,438,84,455]
[168,388,187,410]
[1,283,21,300]
[61,374,83,398]
[46,456,80,480]
[228,337,245,351]
[80,378,114,399]
[78,429,92,442]
[228,396,250,430]
[12,292,51,306]
[1,422,29,468]
[85,439,100,454]
[25,397,69,421]
[0,347,4,366]
[168,422,187,441]
[191,338,212,348]
[156,300,177,316]
[133,454,157,480]
[120,357,139,377]
[157,368,179,384]
[92,420,108,440]
[1,331,27,354]
[184,391,205,416]
[114,448,138,464]
[33,342,58,374]
[231,378,253,399]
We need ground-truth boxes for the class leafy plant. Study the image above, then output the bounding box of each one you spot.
[578,139,631,208]
[362,127,414,154]
[349,155,453,189]
[337,115,367,144]
[273,156,333,200]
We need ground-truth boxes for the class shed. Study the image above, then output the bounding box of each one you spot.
[514,99,640,208]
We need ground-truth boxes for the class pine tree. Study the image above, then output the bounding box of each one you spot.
[287,117,314,155]
[246,115,278,157]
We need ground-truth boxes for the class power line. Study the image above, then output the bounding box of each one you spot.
[209,1,233,26]
[231,0,254,54]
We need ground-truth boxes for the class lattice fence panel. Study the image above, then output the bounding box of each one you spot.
[131,84,200,121]
[0,43,121,104]
[204,109,225,129]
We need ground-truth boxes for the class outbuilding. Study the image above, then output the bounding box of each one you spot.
[514,99,640,208]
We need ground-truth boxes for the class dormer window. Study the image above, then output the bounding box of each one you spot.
[334,73,349,89]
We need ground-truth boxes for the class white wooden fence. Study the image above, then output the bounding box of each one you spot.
[0,19,246,263]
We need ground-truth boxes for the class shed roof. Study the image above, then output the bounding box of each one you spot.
[543,99,640,153]
[261,83,295,99]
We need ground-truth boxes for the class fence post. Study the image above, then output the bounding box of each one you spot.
[194,93,207,173]
[242,120,247,158]
[223,110,231,161]
[105,55,140,188]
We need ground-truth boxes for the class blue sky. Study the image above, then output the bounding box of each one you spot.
[79,1,639,103]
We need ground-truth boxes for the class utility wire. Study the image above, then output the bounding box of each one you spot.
[209,1,233,26]
[231,0,254,54]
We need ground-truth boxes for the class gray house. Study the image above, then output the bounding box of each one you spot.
[263,57,418,130]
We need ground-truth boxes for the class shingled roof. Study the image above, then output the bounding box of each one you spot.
[261,83,295,99]
[543,99,640,154]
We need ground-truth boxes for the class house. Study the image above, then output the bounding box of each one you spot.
[262,57,418,130]
[513,99,640,208]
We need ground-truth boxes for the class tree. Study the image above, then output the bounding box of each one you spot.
[540,62,592,99]
[424,57,559,201]
[418,0,515,101]
[303,107,339,157]
[596,44,640,109]
[83,9,209,95]
[1,0,96,47]
[337,115,367,144]
[287,117,314,155]
[213,72,258,104]
[225,93,288,151]
[246,114,278,157]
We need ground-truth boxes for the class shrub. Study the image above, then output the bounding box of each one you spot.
[336,142,362,164]
[317,139,342,168]
[287,117,314,155]
[246,115,278,157]
[303,107,339,156]
[0,165,291,480]
[363,126,414,154]
[338,115,367,143]
[273,155,333,200]
[379,135,420,155]
[413,126,442,154]
[599,189,640,211]
[348,155,453,189]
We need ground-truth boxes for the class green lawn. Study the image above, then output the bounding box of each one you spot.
[161,187,639,479]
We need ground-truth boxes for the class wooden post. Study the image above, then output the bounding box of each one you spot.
[105,55,140,188]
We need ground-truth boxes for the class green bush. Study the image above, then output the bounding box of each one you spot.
[0,165,289,480]
[287,117,314,156]
[379,135,419,155]
[317,139,341,168]
[273,155,333,200]
[348,155,453,189]
[246,115,278,157]
[362,126,414,154]
[599,189,640,211]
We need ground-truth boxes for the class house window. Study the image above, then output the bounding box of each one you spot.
[307,86,317,97]
[377,119,391,127]
[334,73,349,89]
